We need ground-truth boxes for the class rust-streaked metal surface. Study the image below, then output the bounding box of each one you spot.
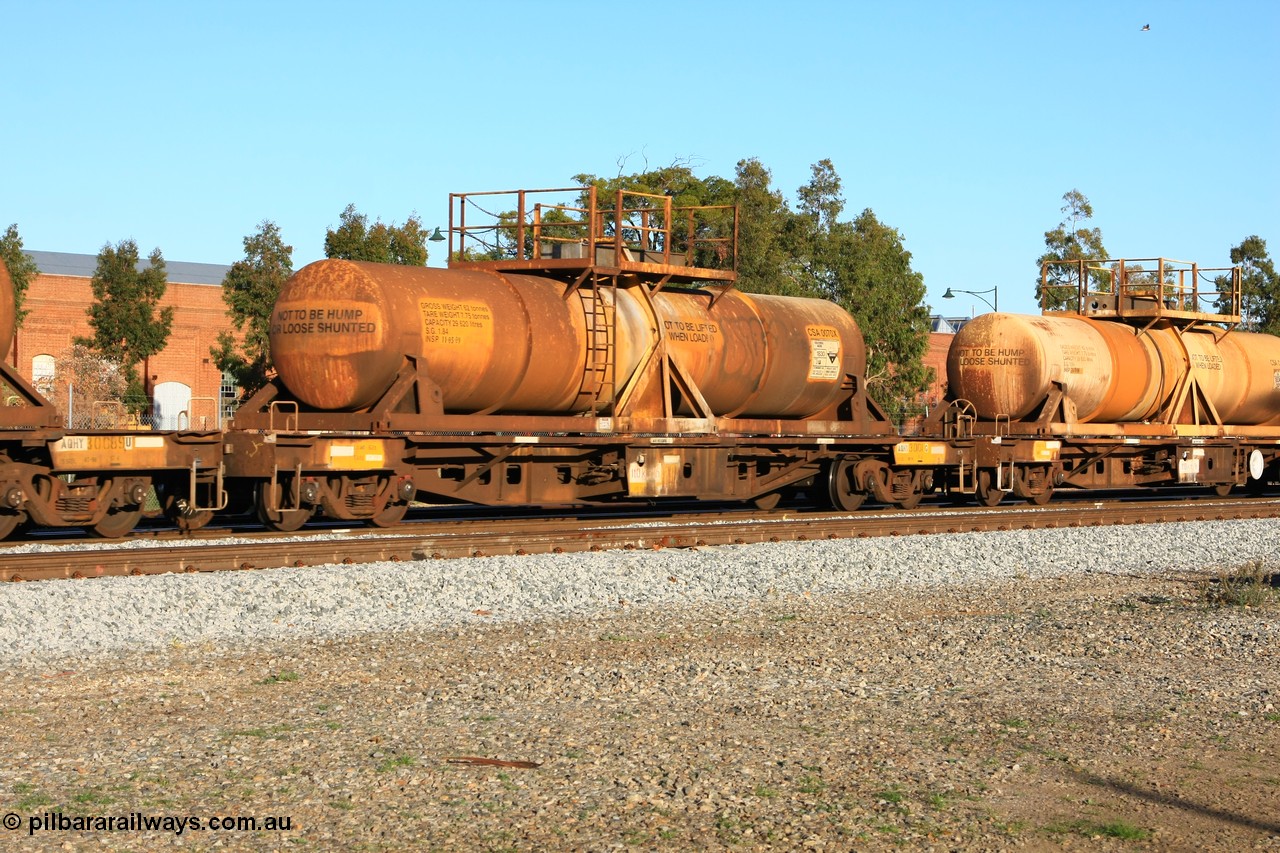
[5,496,1278,582]
[948,312,1280,425]
[0,263,59,425]
[0,263,14,360]
[269,260,863,421]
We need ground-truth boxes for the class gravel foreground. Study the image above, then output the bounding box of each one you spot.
[0,521,1278,850]
[2,519,1280,664]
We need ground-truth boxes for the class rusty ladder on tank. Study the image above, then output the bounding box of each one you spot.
[584,274,617,414]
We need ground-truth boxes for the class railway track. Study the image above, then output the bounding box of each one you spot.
[3,495,1279,583]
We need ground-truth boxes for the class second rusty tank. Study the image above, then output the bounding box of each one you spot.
[268,259,865,420]
[947,312,1280,425]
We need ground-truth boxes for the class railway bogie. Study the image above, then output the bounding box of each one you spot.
[0,431,227,539]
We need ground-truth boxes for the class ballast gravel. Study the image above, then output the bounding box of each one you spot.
[1,519,1278,850]
[0,518,1277,665]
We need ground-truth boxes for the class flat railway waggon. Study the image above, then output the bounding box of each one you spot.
[0,265,225,539]
[223,187,906,530]
[908,257,1280,506]
[4,185,1278,541]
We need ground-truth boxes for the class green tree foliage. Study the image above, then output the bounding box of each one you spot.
[732,158,800,296]
[569,157,933,415]
[572,160,737,268]
[795,158,844,235]
[1227,235,1280,334]
[789,159,848,299]
[786,161,932,411]
[484,205,581,262]
[1035,189,1109,311]
[211,220,294,395]
[75,239,174,405]
[839,211,933,411]
[324,204,429,266]
[0,223,40,327]
[574,159,734,212]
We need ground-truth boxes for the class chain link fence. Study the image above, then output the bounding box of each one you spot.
[56,394,225,431]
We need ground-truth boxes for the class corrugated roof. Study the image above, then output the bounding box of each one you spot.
[24,250,231,286]
[929,315,973,334]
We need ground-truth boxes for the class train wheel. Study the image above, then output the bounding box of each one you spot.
[89,477,148,538]
[0,510,26,540]
[157,481,214,532]
[367,501,408,528]
[890,473,925,510]
[827,459,867,512]
[255,481,311,532]
[1027,485,1054,506]
[91,505,143,538]
[1013,465,1054,506]
[1211,483,1233,497]
[974,469,1005,507]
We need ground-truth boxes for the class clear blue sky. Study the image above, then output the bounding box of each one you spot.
[3,0,1277,317]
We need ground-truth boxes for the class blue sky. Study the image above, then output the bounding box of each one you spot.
[3,0,1276,317]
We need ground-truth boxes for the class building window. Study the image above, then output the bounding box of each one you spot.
[220,369,240,422]
[31,354,55,395]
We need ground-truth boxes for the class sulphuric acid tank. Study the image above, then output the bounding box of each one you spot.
[268,259,864,419]
[947,312,1280,425]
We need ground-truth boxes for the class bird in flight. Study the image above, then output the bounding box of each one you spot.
[1141,24,1150,31]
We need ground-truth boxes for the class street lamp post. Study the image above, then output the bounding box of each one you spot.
[428,226,447,267]
[942,286,998,313]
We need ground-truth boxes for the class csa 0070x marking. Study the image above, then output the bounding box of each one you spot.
[806,325,842,381]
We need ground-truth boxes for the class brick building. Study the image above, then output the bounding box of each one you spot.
[899,317,970,433]
[922,315,973,406]
[11,251,236,429]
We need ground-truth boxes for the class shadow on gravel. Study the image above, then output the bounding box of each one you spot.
[1066,765,1280,835]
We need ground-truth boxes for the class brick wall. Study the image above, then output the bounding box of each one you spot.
[11,270,235,424]
[922,331,952,405]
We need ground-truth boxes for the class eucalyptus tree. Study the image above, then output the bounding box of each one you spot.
[1035,189,1109,311]
[211,220,294,395]
[76,239,173,406]
[1227,235,1280,333]
[324,204,429,266]
[0,223,39,326]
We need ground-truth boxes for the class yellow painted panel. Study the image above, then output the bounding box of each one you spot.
[893,441,949,465]
[51,435,170,469]
[1031,440,1062,462]
[324,439,389,470]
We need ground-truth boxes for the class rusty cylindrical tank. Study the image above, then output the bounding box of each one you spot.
[269,260,864,419]
[0,262,15,361]
[947,312,1280,425]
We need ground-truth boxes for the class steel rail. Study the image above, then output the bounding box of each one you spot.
[3,496,1278,583]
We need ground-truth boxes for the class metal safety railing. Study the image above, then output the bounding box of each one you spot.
[1041,257,1242,324]
[74,397,224,430]
[446,186,738,280]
